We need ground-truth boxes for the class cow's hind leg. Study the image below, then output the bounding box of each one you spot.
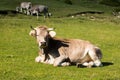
[88,50,103,67]
[53,55,70,67]
[36,12,39,19]
[83,61,94,68]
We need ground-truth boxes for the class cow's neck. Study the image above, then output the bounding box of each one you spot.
[47,37,69,49]
[39,37,56,61]
[41,37,57,52]
[47,37,58,49]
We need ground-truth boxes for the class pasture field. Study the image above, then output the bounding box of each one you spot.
[0,0,120,80]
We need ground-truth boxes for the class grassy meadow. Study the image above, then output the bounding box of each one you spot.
[0,0,120,80]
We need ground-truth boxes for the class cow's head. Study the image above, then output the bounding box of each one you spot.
[29,26,56,48]
[28,2,32,9]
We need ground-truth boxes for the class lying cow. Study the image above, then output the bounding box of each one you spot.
[29,26,103,68]
[20,2,32,15]
[29,5,51,19]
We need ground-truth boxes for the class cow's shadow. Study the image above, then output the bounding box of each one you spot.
[102,62,114,67]
[76,62,113,68]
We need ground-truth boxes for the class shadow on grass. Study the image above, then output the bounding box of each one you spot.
[0,10,17,15]
[102,62,114,67]
[76,62,113,68]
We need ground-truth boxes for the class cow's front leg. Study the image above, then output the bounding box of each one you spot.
[35,55,51,64]
[53,55,70,67]
[35,54,47,63]
[35,56,43,63]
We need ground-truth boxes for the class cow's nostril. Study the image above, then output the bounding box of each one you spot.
[41,42,46,46]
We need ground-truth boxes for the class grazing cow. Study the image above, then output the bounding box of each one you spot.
[20,2,32,15]
[29,26,103,68]
[29,5,51,19]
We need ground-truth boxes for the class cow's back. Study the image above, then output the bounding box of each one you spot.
[21,2,28,8]
[31,5,48,12]
[38,5,48,12]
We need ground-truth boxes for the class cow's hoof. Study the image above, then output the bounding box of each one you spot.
[35,56,41,62]
[76,63,86,68]
[99,63,103,67]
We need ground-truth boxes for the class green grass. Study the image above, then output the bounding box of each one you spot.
[0,0,120,80]
[0,0,116,17]
[0,15,120,80]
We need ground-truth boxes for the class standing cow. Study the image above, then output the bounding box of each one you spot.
[20,2,32,15]
[29,5,51,19]
[29,26,103,68]
[16,6,20,12]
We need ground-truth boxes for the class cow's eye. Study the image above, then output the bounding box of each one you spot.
[36,34,39,36]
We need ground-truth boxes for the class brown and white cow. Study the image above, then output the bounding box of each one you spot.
[29,26,103,68]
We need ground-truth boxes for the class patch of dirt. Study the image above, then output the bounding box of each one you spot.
[66,11,104,17]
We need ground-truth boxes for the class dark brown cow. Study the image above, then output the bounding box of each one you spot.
[29,26,103,68]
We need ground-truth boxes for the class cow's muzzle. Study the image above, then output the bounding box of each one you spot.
[40,42,47,48]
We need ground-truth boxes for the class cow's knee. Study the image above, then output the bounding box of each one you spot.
[53,56,68,67]
[53,58,62,66]
[53,61,60,67]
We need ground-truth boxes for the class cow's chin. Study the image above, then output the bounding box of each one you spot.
[39,43,47,49]
[38,43,47,49]
[40,45,47,49]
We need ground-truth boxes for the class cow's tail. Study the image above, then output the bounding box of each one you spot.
[88,47,102,60]
[95,47,102,59]
[88,47,103,67]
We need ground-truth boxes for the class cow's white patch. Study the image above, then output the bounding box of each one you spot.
[48,54,55,64]
[61,62,70,66]
[82,62,89,66]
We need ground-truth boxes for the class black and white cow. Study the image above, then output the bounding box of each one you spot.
[20,2,32,15]
[29,5,51,19]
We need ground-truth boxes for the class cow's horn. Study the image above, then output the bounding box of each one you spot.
[48,28,55,31]
[30,26,35,30]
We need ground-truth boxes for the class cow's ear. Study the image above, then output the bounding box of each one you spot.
[29,30,36,36]
[49,31,56,37]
